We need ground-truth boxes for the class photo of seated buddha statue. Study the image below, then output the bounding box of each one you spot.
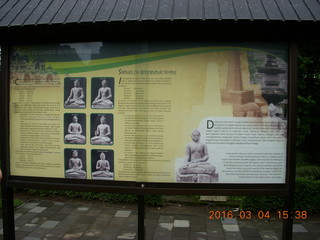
[64,78,86,108]
[92,151,114,180]
[91,114,113,145]
[64,115,86,144]
[176,129,219,183]
[65,150,86,179]
[92,78,114,109]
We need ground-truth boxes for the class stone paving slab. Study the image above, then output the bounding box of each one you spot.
[29,207,47,214]
[115,211,131,218]
[174,220,190,228]
[159,215,174,223]
[259,230,280,240]
[0,199,319,240]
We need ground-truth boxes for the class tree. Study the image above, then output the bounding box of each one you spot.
[296,43,320,178]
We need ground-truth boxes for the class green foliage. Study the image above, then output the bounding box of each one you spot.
[296,151,320,179]
[13,199,24,208]
[0,199,24,209]
[240,196,284,212]
[241,178,320,213]
[296,149,320,182]
[294,178,320,212]
[25,189,163,206]
[297,44,320,163]
[296,165,320,179]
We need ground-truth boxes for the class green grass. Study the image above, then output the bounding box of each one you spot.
[0,199,24,209]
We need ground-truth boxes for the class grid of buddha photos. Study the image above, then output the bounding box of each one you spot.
[63,77,115,180]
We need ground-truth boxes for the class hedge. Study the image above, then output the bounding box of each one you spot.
[12,178,319,212]
[25,189,164,207]
[241,177,320,213]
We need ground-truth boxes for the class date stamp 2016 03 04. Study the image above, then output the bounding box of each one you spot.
[208,210,308,220]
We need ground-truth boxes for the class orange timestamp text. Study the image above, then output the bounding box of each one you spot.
[208,210,308,220]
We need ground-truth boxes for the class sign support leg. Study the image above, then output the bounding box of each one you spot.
[281,41,298,240]
[137,194,145,240]
[1,185,15,240]
[1,42,15,240]
[282,195,294,240]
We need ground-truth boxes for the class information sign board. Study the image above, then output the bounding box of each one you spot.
[9,42,289,185]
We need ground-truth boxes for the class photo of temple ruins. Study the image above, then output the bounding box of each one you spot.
[10,50,60,85]
[176,49,288,183]
[221,50,287,120]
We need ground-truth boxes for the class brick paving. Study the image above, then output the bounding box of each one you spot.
[0,198,319,240]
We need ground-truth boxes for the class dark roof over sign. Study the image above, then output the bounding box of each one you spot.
[0,0,319,43]
[0,0,320,27]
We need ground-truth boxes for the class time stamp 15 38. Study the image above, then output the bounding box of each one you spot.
[208,210,308,220]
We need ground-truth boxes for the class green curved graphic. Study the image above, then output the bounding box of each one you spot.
[48,47,260,74]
